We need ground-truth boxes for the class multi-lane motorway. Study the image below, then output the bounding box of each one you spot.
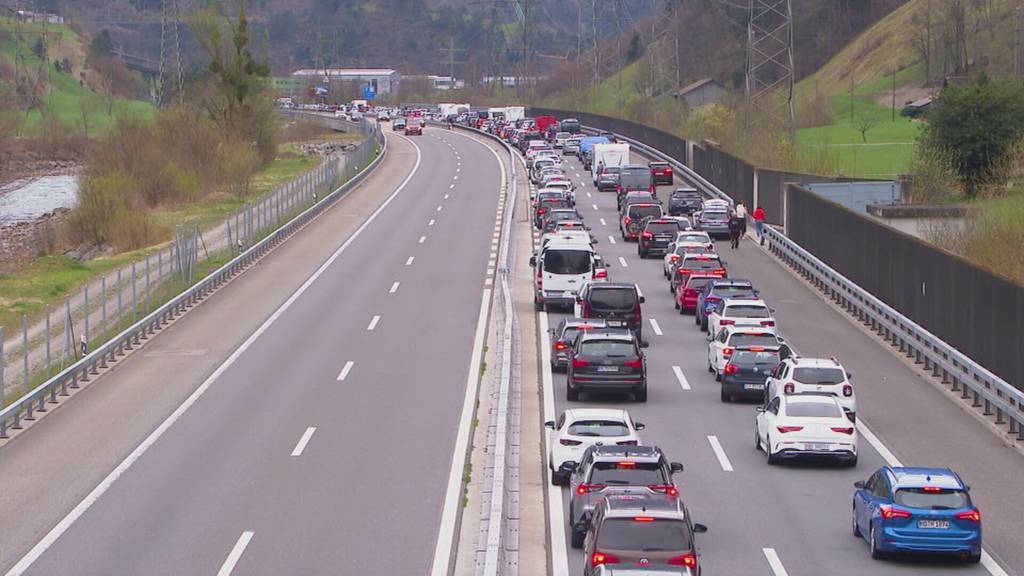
[535,149,1024,575]
[0,128,507,575]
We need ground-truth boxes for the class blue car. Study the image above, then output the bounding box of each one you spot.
[694,278,759,332]
[853,466,982,563]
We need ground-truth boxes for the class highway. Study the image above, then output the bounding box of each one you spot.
[0,127,507,575]
[536,150,1024,575]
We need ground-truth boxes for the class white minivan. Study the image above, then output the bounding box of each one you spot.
[531,240,597,311]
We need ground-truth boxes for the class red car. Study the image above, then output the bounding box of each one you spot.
[650,161,674,186]
[669,254,727,293]
[405,119,423,136]
[675,274,717,313]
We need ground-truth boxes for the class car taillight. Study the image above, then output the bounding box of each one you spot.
[783,383,795,394]
[617,440,639,446]
[592,268,607,280]
[776,425,803,433]
[724,364,739,375]
[577,483,606,495]
[830,427,855,435]
[538,207,547,215]
[719,319,735,326]
[559,438,583,446]
[554,341,569,351]
[623,216,632,226]
[761,320,775,327]
[955,509,981,522]
[572,358,590,369]
[648,484,679,496]
[668,552,697,568]
[670,255,679,262]
[641,231,653,239]
[880,504,912,519]
[624,359,643,369]
[591,551,620,566]
[707,295,721,302]
[722,346,734,357]
[843,384,853,397]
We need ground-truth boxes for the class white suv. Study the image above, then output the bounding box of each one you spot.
[765,357,857,421]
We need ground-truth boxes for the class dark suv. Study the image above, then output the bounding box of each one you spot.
[568,445,685,548]
[567,328,648,402]
[584,495,707,575]
[577,282,645,340]
[669,187,702,216]
[638,218,685,258]
[721,347,783,403]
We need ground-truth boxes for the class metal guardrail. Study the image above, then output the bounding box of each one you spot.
[581,123,1024,441]
[0,123,387,440]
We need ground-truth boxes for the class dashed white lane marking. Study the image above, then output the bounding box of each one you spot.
[599,218,606,226]
[405,256,415,266]
[428,220,436,226]
[456,167,461,173]
[592,204,599,211]
[216,531,254,576]
[290,427,317,457]
[419,236,427,243]
[608,235,617,245]
[450,184,455,189]
[576,173,581,178]
[672,366,691,391]
[337,361,355,381]
[437,205,444,212]
[454,175,459,180]
[707,435,734,472]
[490,251,497,258]
[586,192,592,198]
[366,315,381,331]
[488,259,496,267]
[618,256,629,268]
[649,318,664,336]
[762,548,789,576]
[444,194,450,199]
[389,281,401,294]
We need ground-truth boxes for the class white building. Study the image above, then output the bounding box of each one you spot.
[290,68,400,95]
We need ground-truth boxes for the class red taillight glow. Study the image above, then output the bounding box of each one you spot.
[776,425,803,433]
[722,346,734,357]
[830,427,855,435]
[955,510,981,522]
[538,208,548,215]
[783,383,795,394]
[923,486,942,492]
[560,438,583,446]
[593,268,608,280]
[591,551,620,566]
[843,384,854,397]
[761,320,776,327]
[880,504,912,519]
[642,231,654,239]
[670,255,680,262]
[572,358,590,369]
[617,461,637,468]
[724,364,739,375]
[576,483,606,495]
[649,484,679,497]
[633,516,655,522]
[554,342,569,351]
[668,553,698,568]
[624,359,643,369]
[720,319,735,326]
[623,216,632,226]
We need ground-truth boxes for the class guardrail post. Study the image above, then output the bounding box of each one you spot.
[22,315,28,391]
[84,285,90,351]
[0,326,5,407]
[44,307,51,379]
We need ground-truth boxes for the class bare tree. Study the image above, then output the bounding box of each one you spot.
[911,0,933,84]
[856,112,877,143]
[941,0,968,76]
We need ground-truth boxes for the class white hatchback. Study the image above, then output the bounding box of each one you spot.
[755,394,858,466]
[765,357,857,421]
[706,298,776,335]
[545,408,644,485]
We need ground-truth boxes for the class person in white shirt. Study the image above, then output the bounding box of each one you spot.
[734,201,748,238]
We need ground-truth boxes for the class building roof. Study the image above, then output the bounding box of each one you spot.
[291,68,397,77]
[674,78,722,97]
[908,95,933,108]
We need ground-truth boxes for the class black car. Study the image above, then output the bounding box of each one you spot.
[561,118,582,134]
[721,348,782,402]
[669,187,703,216]
[534,198,572,229]
[695,279,759,331]
[541,209,584,233]
[618,164,654,195]
[550,318,610,371]
[576,282,646,340]
[638,218,685,258]
[567,328,649,402]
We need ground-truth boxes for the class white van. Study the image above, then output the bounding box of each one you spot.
[531,240,596,311]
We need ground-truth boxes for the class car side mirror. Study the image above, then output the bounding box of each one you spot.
[544,420,556,429]
[638,296,646,303]
[846,371,853,379]
[529,256,536,266]
[634,422,646,431]
[640,340,650,349]
[755,406,765,413]
[692,523,708,534]
[965,484,971,492]
[854,480,866,489]
[670,462,684,473]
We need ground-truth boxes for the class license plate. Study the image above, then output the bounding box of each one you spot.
[743,384,764,390]
[918,520,950,529]
[597,366,619,372]
[563,291,574,297]
[805,443,830,451]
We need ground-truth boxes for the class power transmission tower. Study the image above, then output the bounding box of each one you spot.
[745,0,795,133]
[158,0,185,107]
[439,36,467,89]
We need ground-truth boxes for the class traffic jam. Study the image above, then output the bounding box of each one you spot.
[453,109,987,575]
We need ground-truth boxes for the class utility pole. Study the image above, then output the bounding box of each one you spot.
[745,0,796,133]
[1014,5,1023,78]
[891,64,896,122]
[439,36,467,91]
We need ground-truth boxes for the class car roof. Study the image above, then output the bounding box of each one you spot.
[681,253,721,260]
[563,407,629,421]
[710,278,752,287]
[723,326,777,337]
[723,298,768,307]
[591,445,662,461]
[888,467,964,490]
[578,329,636,343]
[787,357,843,368]
[590,282,638,290]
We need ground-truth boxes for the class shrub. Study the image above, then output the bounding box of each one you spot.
[65,171,163,250]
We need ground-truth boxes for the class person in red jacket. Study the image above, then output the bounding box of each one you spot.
[752,205,766,245]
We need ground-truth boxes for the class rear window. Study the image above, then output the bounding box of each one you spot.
[713,286,755,298]
[620,168,652,187]
[597,518,691,551]
[650,162,669,168]
[589,461,665,485]
[561,327,582,342]
[677,233,709,243]
[548,211,578,222]
[602,167,621,175]
[646,222,681,234]
[672,190,700,199]
[684,277,713,290]
[579,340,636,358]
[703,211,729,220]
[629,205,664,220]
[728,333,779,348]
[732,350,781,367]
[792,367,845,385]
[724,304,769,318]
[543,250,592,274]
[785,401,843,418]
[557,132,571,138]
[540,200,571,210]
[894,489,970,510]
[682,258,723,270]
[568,420,630,437]
[589,288,638,310]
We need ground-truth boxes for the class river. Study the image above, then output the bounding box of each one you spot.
[0,175,80,226]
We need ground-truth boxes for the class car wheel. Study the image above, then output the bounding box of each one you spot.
[852,505,862,537]
[766,436,778,465]
[571,526,585,549]
[720,387,730,402]
[714,370,721,382]
[678,302,685,315]
[869,524,886,559]
[621,230,627,241]
[566,383,580,401]
[700,318,709,332]
[967,552,982,564]
[847,456,858,468]
[635,387,647,402]
[550,469,565,486]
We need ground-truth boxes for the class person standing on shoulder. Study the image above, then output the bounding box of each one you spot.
[728,213,744,250]
[752,205,766,245]
[734,201,748,238]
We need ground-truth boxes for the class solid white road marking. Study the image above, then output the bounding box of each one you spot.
[484,277,493,286]
[216,531,255,576]
[599,218,606,226]
[405,256,415,266]
[336,361,355,381]
[707,435,734,472]
[389,281,400,294]
[2,131,425,576]
[608,235,616,245]
[672,366,691,391]
[419,235,427,243]
[366,315,380,331]
[762,548,789,576]
[290,427,317,457]
[649,318,663,336]
[618,256,629,268]
[539,312,571,576]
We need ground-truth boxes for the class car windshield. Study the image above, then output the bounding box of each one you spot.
[646,222,680,234]
[557,132,571,139]
[731,350,781,367]
[596,518,691,551]
[589,289,637,310]
[543,250,591,274]
[792,367,845,385]
[724,304,769,318]
[785,401,842,418]
[650,162,669,169]
[589,461,665,485]
[568,420,630,437]
[894,488,970,510]
[682,258,723,270]
[729,333,779,347]
[579,340,636,357]
[629,206,663,220]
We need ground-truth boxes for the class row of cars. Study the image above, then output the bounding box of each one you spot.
[509,119,986,572]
